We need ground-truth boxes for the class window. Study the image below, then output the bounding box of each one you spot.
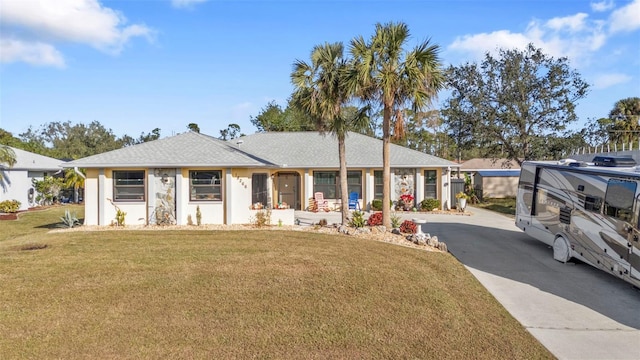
[424,170,437,199]
[113,171,145,201]
[347,171,362,197]
[604,179,636,221]
[374,171,383,199]
[518,165,536,214]
[584,195,602,212]
[190,170,222,201]
[252,173,268,206]
[314,171,362,199]
[314,172,337,198]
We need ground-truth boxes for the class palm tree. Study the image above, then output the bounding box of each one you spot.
[609,97,640,145]
[347,22,444,227]
[0,145,17,182]
[291,42,368,225]
[64,167,85,203]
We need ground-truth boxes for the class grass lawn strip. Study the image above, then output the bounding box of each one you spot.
[0,206,552,359]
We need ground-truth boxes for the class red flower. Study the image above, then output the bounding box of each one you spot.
[400,194,414,203]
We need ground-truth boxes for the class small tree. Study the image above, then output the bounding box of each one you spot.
[63,168,85,203]
[442,44,589,164]
[32,176,64,205]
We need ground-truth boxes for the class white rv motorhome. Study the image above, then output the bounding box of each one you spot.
[516,156,640,288]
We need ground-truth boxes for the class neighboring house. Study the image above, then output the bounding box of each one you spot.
[0,147,64,211]
[473,170,521,199]
[458,158,520,199]
[64,131,459,226]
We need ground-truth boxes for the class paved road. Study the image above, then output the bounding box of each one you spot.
[424,207,640,360]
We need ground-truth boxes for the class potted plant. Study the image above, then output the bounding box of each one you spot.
[455,191,469,210]
[399,193,414,211]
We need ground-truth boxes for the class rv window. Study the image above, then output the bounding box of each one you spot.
[518,165,535,186]
[604,179,636,221]
[584,196,601,212]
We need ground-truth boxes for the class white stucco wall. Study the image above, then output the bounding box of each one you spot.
[1,170,30,211]
[83,169,99,225]
[0,170,50,211]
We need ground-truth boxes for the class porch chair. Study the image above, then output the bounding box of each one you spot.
[314,192,329,212]
[348,192,361,211]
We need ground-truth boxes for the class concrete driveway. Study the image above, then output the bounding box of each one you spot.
[423,207,640,360]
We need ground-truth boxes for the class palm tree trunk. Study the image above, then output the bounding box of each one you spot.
[339,136,350,225]
[382,105,392,228]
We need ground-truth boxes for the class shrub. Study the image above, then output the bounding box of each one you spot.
[0,200,21,213]
[367,212,383,226]
[251,209,272,227]
[32,176,63,205]
[318,219,328,227]
[196,206,202,226]
[420,198,441,211]
[349,210,366,228]
[60,210,80,228]
[399,220,417,234]
[390,213,401,229]
[371,199,392,211]
[115,208,126,226]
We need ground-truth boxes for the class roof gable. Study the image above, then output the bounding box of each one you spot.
[2,147,64,171]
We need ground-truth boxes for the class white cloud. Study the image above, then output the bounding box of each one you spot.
[171,0,208,9]
[0,38,65,68]
[448,11,609,66]
[591,0,615,12]
[609,0,640,33]
[0,0,154,67]
[546,13,589,32]
[448,30,532,59]
[592,73,632,89]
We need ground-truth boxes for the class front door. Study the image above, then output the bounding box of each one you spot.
[276,172,300,210]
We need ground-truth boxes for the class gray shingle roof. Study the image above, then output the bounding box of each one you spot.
[65,132,271,168]
[64,131,457,169]
[1,147,64,171]
[231,132,457,168]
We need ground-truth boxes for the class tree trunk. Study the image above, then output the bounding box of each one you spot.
[339,136,350,225]
[382,104,392,228]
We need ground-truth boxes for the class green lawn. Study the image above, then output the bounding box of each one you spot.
[0,206,551,359]
[474,197,516,216]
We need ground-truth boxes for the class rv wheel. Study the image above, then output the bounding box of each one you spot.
[553,236,571,263]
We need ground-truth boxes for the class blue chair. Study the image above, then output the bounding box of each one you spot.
[348,192,360,210]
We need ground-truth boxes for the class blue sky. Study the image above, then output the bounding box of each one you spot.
[1,0,639,140]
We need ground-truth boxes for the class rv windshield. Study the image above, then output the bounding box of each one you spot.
[604,179,636,221]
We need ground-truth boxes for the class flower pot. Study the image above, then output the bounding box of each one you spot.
[458,198,467,210]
